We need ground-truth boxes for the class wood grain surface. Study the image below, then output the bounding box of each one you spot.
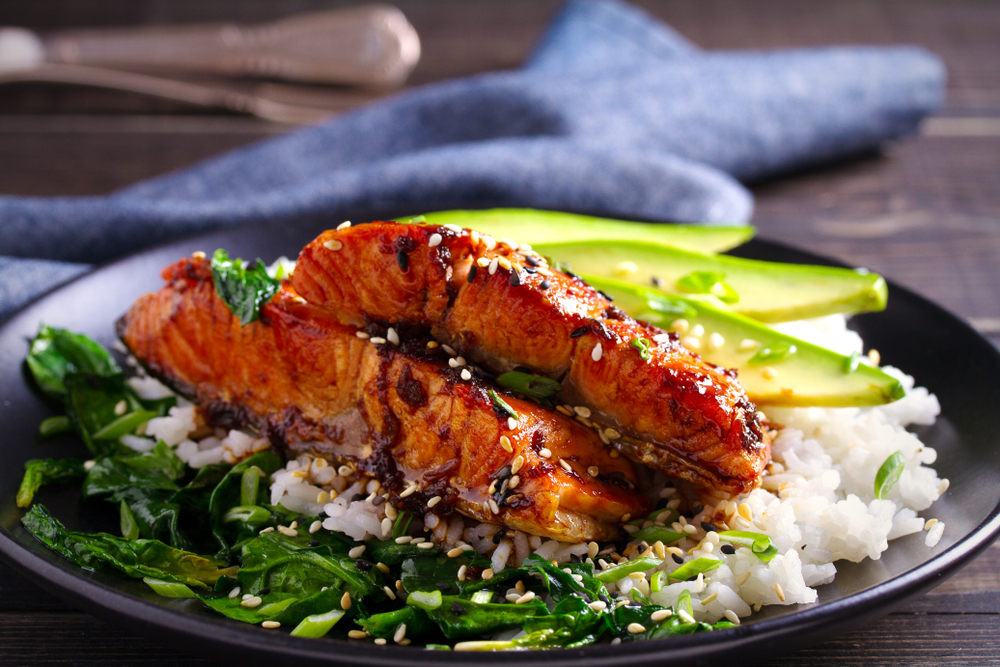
[1,1,998,665]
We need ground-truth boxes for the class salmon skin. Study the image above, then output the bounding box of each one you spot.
[293,221,770,494]
[117,256,650,542]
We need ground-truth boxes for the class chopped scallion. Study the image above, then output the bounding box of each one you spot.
[717,530,778,562]
[496,372,562,401]
[240,467,260,507]
[407,590,443,611]
[593,557,661,582]
[630,338,652,362]
[874,450,905,500]
[92,409,157,440]
[668,557,722,581]
[223,505,272,523]
[38,415,73,438]
[631,526,685,545]
[487,389,519,419]
[290,609,346,638]
[143,577,196,598]
[120,500,139,540]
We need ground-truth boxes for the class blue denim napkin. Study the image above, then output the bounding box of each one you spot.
[0,0,944,318]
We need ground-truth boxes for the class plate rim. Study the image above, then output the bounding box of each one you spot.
[2,221,999,666]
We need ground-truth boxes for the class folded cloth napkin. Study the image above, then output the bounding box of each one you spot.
[0,0,944,319]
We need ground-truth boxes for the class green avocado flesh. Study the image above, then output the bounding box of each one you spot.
[405,209,754,254]
[587,276,905,407]
[538,240,887,323]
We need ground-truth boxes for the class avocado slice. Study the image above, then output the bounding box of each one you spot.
[586,275,904,407]
[403,208,754,254]
[538,240,887,323]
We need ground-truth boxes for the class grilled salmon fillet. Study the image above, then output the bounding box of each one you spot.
[292,221,770,494]
[117,256,649,542]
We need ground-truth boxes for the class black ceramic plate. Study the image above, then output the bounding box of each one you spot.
[2,217,999,667]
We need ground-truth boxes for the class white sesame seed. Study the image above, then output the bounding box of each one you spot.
[738,503,753,522]
[447,547,465,558]
[442,344,457,356]
[460,368,472,381]
[114,399,127,416]
[573,405,592,418]
[83,460,96,471]
[497,257,512,272]
[708,332,725,350]
[681,335,701,350]
[925,518,939,530]
[443,224,463,233]
[426,340,439,349]
[191,251,206,260]
[678,610,696,624]
[621,513,632,522]
[499,435,513,453]
[476,257,490,268]
[348,545,366,559]
[482,568,494,581]
[610,638,622,645]
[278,525,298,537]
[538,448,552,459]
[386,328,399,345]
[381,517,392,536]
[762,367,778,379]
[489,499,500,514]
[511,454,524,474]
[323,239,343,251]
[338,465,354,477]
[868,349,881,366]
[228,587,241,599]
[537,267,553,277]
[347,630,367,639]
[428,233,443,247]
[500,238,518,250]
[374,638,387,645]
[514,591,536,604]
[482,235,497,250]
[488,257,499,275]
[724,609,741,624]
[448,357,461,368]
[259,526,274,534]
[588,600,607,611]
[395,536,412,544]
[701,591,719,605]
[559,458,572,472]
[774,583,785,601]
[507,416,518,429]
[341,591,352,609]
[457,564,468,581]
[243,593,253,600]
[592,343,603,361]
[399,483,417,498]
[738,338,760,351]
[650,609,672,622]
[509,475,520,489]
[262,621,281,629]
[384,504,398,519]
[684,524,697,534]
[337,221,352,230]
[309,520,322,534]
[383,585,397,601]
[240,596,262,608]
[316,491,330,504]
[427,495,442,508]
[369,336,387,345]
[627,622,646,634]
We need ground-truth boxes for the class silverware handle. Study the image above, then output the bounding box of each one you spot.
[42,4,420,86]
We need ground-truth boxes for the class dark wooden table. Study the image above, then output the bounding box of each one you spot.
[2,1,999,665]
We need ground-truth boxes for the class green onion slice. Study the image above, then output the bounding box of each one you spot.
[748,341,797,366]
[676,589,694,617]
[92,409,157,440]
[874,450,905,500]
[290,609,346,638]
[631,526,685,545]
[593,557,662,582]
[39,415,73,438]
[717,531,778,562]
[120,500,139,540]
[496,372,562,401]
[488,390,519,419]
[257,598,297,617]
[668,557,722,581]
[407,590,443,611]
[676,271,739,304]
[471,590,493,604]
[650,570,668,593]
[844,350,861,373]
[630,338,652,362]
[143,577,196,598]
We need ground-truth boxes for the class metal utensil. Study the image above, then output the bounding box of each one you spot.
[0,4,420,87]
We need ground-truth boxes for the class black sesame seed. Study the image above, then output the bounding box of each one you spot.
[492,529,507,544]
[540,279,551,290]
[259,587,271,595]
[355,560,373,572]
[468,264,478,283]
[351,493,365,502]
[801,544,808,550]
[672,554,684,565]
[597,290,614,302]
[397,250,409,272]
[692,505,704,514]
[524,266,537,274]
[611,591,620,599]
[655,498,669,510]
[619,527,630,540]
[372,495,386,506]
[720,544,736,555]
[651,276,663,287]
[681,510,694,519]
[436,581,451,592]
[700,521,717,533]
[570,553,583,563]
[570,326,588,338]
[452,602,466,614]
[308,540,320,547]
[599,594,611,605]
[525,255,539,267]
[509,271,521,286]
